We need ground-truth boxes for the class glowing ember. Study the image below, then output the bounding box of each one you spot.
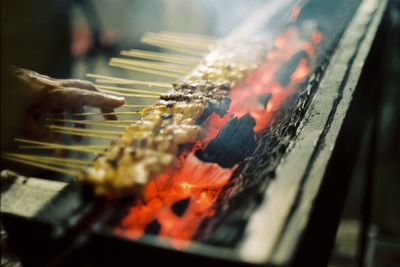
[115,27,322,246]
[116,154,234,240]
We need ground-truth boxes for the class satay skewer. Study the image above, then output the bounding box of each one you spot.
[109,62,182,78]
[18,146,105,153]
[86,74,171,88]
[50,119,132,128]
[109,59,188,75]
[3,153,91,165]
[51,130,116,140]
[99,89,160,98]
[3,153,88,169]
[139,39,206,57]
[110,58,193,73]
[48,125,124,136]
[96,85,164,95]
[69,111,143,116]
[144,33,215,47]
[141,36,210,52]
[159,31,219,42]
[95,79,172,88]
[121,50,200,65]
[143,33,214,50]
[2,155,82,178]
[15,138,106,154]
[122,104,150,108]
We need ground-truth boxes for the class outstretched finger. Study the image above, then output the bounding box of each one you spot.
[49,88,125,110]
[59,79,98,92]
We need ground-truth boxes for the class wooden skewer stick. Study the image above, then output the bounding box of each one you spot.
[121,50,200,65]
[18,146,105,154]
[70,111,143,116]
[109,61,190,76]
[99,88,161,98]
[50,119,131,129]
[3,152,91,165]
[86,74,171,88]
[110,58,193,74]
[110,62,182,79]
[3,153,88,169]
[71,119,138,123]
[95,79,172,87]
[2,155,82,178]
[140,36,209,57]
[141,39,205,57]
[142,34,212,49]
[122,104,150,108]
[48,125,124,136]
[143,33,214,50]
[51,130,116,140]
[159,31,219,42]
[145,32,215,46]
[96,84,164,95]
[15,138,105,154]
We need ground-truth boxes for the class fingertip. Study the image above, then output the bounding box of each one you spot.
[111,96,125,107]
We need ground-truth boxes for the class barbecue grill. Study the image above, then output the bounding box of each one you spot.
[0,0,389,266]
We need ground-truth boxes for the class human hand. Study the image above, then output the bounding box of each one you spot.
[13,67,125,141]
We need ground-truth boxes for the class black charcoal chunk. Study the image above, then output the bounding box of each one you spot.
[196,114,256,168]
[196,97,231,125]
[171,197,190,217]
[144,219,161,235]
[275,50,307,87]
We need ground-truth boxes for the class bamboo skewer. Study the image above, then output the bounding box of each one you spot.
[3,153,91,165]
[96,84,164,96]
[110,58,193,74]
[99,89,160,98]
[3,153,88,169]
[159,31,219,43]
[145,31,216,42]
[109,62,182,78]
[50,119,132,128]
[86,74,172,88]
[95,79,172,87]
[121,50,200,65]
[18,146,106,153]
[139,38,206,57]
[15,138,106,154]
[48,125,124,136]
[2,155,82,178]
[51,130,116,140]
[144,33,212,50]
[143,33,214,50]
[72,119,137,123]
[69,111,143,116]
[122,104,150,108]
